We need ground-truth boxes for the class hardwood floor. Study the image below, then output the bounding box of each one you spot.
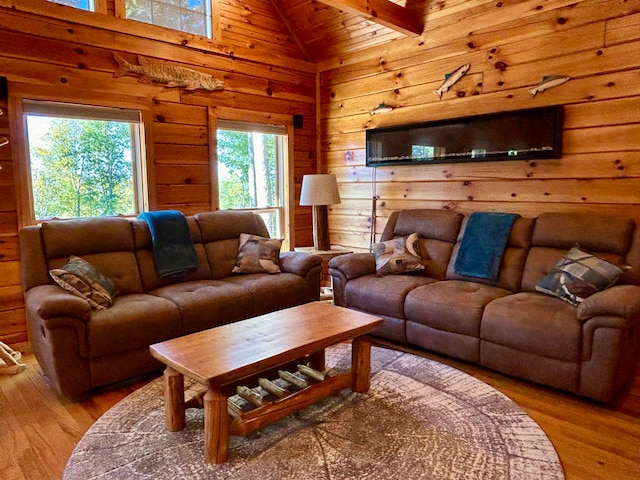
[1,341,639,480]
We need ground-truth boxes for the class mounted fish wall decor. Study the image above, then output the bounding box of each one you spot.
[529,75,570,97]
[434,64,471,100]
[113,53,225,91]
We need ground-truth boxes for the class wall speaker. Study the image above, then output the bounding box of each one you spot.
[0,77,7,101]
[293,114,303,129]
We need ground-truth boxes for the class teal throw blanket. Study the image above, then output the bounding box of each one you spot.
[138,210,199,277]
[454,212,520,281]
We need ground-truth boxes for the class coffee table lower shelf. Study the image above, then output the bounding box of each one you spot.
[228,371,354,437]
[161,336,374,464]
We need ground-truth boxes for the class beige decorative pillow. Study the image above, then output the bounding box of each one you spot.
[232,233,283,274]
[49,255,117,309]
[373,232,425,276]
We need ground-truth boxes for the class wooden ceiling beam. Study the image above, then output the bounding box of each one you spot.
[316,0,423,36]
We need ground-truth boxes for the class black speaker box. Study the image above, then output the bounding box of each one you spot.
[293,114,303,129]
[0,77,7,101]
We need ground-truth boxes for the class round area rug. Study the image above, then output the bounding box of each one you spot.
[64,345,564,479]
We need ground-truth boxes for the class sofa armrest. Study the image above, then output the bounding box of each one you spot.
[279,251,322,277]
[25,285,92,321]
[328,253,376,280]
[280,251,323,302]
[577,285,640,323]
[577,285,640,402]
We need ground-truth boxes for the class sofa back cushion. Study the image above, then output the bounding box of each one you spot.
[40,217,143,295]
[195,211,271,279]
[446,216,535,292]
[381,209,464,280]
[521,212,635,292]
[132,217,212,292]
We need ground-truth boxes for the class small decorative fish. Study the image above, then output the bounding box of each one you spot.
[113,53,224,91]
[434,64,471,100]
[529,75,570,97]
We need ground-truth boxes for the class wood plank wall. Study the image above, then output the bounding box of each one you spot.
[0,0,317,344]
[319,0,640,251]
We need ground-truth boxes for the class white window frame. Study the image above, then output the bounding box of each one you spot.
[210,108,295,250]
[49,0,96,12]
[124,0,213,39]
[10,93,152,227]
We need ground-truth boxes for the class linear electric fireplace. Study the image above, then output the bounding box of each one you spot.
[366,105,563,167]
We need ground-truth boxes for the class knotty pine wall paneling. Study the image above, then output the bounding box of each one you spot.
[0,0,317,343]
[0,97,24,344]
[320,0,640,252]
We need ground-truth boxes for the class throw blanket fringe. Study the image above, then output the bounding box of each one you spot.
[454,212,520,281]
[138,210,199,277]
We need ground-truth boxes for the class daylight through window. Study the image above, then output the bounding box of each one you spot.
[50,0,94,10]
[24,101,147,221]
[217,121,286,239]
[126,0,213,38]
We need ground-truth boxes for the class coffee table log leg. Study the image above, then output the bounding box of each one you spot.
[204,385,228,464]
[164,366,185,431]
[309,348,325,372]
[352,336,373,393]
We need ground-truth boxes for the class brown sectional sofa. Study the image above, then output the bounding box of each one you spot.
[19,210,322,398]
[329,209,640,402]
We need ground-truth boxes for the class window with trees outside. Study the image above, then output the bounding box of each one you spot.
[50,0,94,10]
[217,121,286,240]
[23,101,147,221]
[126,0,213,38]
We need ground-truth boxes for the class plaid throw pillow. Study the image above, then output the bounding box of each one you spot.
[535,246,627,306]
[49,255,117,309]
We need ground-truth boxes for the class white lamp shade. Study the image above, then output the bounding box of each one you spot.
[299,174,341,206]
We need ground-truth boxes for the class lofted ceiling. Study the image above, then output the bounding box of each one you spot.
[270,0,427,63]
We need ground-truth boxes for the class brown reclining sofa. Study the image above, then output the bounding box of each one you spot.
[19,210,322,398]
[330,210,640,402]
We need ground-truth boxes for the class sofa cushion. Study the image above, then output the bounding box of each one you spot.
[380,209,464,280]
[135,244,212,292]
[532,212,634,254]
[373,233,425,276]
[87,294,181,358]
[150,280,254,335]
[345,274,435,319]
[196,211,272,280]
[382,209,464,243]
[49,256,117,310]
[481,292,581,362]
[48,251,143,295]
[232,233,283,274]
[41,216,135,258]
[196,210,270,242]
[405,280,511,337]
[446,216,535,292]
[535,246,626,306]
[522,212,634,292]
[222,273,310,317]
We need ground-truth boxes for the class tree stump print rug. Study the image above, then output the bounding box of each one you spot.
[64,344,564,479]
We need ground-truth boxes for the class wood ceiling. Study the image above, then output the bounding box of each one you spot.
[271,0,427,63]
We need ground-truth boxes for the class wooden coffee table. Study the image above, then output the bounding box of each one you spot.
[149,301,383,464]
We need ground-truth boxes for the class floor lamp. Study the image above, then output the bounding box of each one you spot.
[300,174,341,251]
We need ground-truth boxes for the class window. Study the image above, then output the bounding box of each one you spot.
[126,0,212,38]
[23,101,147,220]
[217,121,287,239]
[50,0,94,10]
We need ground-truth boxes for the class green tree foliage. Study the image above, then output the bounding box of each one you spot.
[217,130,251,209]
[29,118,135,219]
[217,129,276,210]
